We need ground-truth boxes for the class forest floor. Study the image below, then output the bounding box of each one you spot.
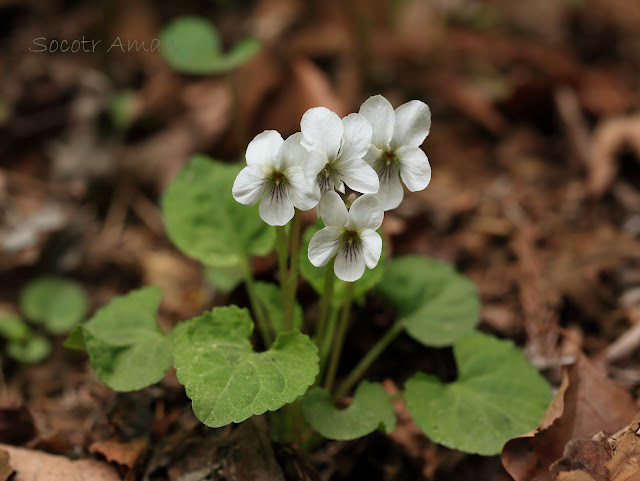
[1,0,640,480]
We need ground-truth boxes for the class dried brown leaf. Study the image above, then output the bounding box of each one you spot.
[588,114,640,197]
[550,438,612,481]
[0,450,13,481]
[501,353,637,481]
[607,412,640,481]
[0,444,119,481]
[89,439,148,470]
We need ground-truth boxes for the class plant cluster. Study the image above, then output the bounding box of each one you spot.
[63,95,551,455]
[1,277,87,363]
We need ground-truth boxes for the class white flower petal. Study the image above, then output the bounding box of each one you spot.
[277,132,307,171]
[346,194,383,231]
[319,191,348,227]
[308,226,343,267]
[359,228,382,269]
[339,113,373,162]
[396,146,431,192]
[375,170,404,211]
[334,244,366,282]
[232,167,267,205]
[304,149,329,181]
[390,100,431,149]
[259,185,295,226]
[336,182,346,194]
[363,144,383,166]
[359,95,395,149]
[285,167,320,211]
[246,130,283,168]
[301,107,344,159]
[334,158,379,194]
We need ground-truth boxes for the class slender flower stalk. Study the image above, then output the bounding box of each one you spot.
[283,210,302,330]
[241,260,273,346]
[335,320,405,398]
[315,258,336,346]
[324,282,354,391]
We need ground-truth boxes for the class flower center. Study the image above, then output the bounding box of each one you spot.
[385,151,395,166]
[376,150,398,182]
[272,172,285,186]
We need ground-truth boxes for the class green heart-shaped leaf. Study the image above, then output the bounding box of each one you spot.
[204,265,245,294]
[301,381,396,440]
[377,256,479,347]
[160,16,260,75]
[405,332,551,455]
[300,221,384,306]
[20,276,88,334]
[163,156,275,269]
[82,286,177,391]
[7,336,51,364]
[173,306,319,427]
[0,313,30,342]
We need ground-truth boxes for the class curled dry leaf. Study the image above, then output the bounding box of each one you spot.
[89,438,148,471]
[550,411,640,481]
[501,353,637,481]
[0,450,12,481]
[0,443,119,481]
[588,113,640,197]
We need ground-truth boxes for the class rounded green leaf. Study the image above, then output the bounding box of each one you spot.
[20,277,88,334]
[299,221,384,306]
[160,16,260,75]
[204,265,245,294]
[405,332,552,455]
[301,381,396,441]
[0,313,30,342]
[109,90,136,132]
[173,306,319,427]
[376,256,479,347]
[7,336,52,364]
[163,155,275,269]
[254,281,303,333]
[82,286,174,391]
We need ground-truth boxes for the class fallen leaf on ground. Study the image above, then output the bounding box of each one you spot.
[0,443,119,481]
[89,438,148,470]
[550,437,612,481]
[588,113,640,197]
[0,450,13,481]
[550,411,640,481]
[501,353,638,481]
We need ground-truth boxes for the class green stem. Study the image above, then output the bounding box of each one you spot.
[276,226,289,292]
[318,305,339,381]
[242,260,273,346]
[283,210,302,330]
[315,259,336,345]
[335,321,404,398]
[324,282,354,392]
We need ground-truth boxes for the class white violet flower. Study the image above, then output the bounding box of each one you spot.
[232,130,320,226]
[301,107,379,196]
[308,191,383,282]
[359,95,431,210]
